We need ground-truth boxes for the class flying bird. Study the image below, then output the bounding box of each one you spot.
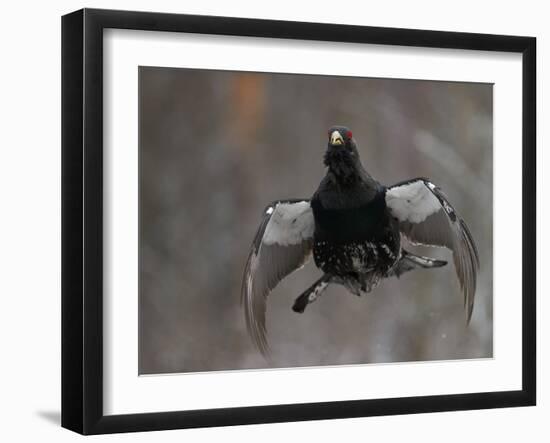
[242,126,479,355]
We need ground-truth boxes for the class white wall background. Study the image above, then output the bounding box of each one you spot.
[0,0,545,441]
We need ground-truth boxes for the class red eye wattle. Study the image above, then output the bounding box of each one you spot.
[348,131,353,138]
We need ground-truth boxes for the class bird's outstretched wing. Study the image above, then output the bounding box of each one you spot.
[385,178,480,321]
[242,199,315,355]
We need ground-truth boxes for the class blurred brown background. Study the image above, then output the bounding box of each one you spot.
[138,66,492,374]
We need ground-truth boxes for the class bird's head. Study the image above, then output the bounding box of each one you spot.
[324,126,363,181]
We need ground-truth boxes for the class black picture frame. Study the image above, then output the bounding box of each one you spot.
[61,8,536,435]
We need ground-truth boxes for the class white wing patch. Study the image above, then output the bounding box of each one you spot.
[263,201,315,246]
[385,180,441,223]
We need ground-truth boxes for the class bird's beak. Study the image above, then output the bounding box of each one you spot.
[330,130,344,146]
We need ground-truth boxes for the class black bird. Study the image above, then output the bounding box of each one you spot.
[242,126,479,355]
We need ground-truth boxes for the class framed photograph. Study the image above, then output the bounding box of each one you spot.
[61,8,536,435]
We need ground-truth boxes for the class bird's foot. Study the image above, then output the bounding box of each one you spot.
[292,294,309,313]
[292,275,330,313]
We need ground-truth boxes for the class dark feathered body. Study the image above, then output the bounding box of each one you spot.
[309,133,402,294]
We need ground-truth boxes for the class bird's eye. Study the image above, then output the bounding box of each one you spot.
[347,131,353,139]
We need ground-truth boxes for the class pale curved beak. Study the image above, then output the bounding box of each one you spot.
[330,130,344,146]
